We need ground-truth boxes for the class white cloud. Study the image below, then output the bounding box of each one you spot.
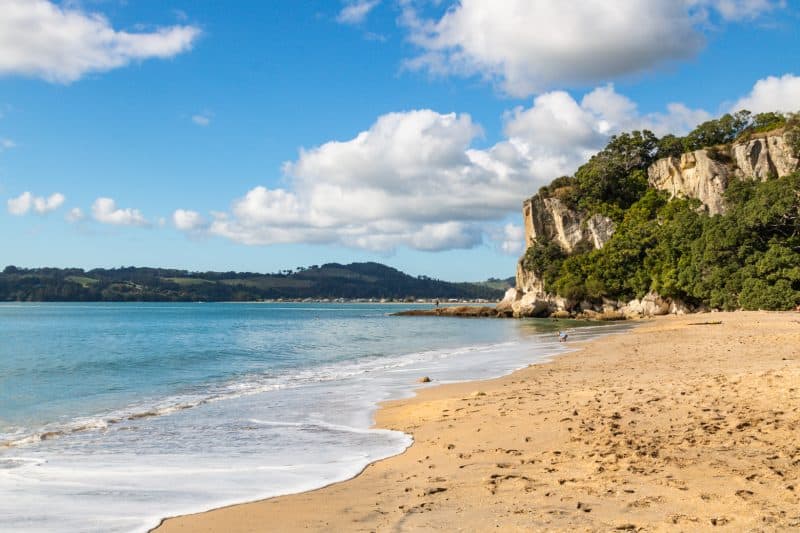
[402,0,704,97]
[401,0,786,97]
[65,207,84,223]
[731,74,800,113]
[172,209,206,230]
[7,191,32,215]
[0,0,200,83]
[496,223,525,255]
[336,0,380,24]
[7,191,64,215]
[691,0,784,20]
[34,192,65,213]
[92,197,148,226]
[0,138,15,151]
[191,113,211,126]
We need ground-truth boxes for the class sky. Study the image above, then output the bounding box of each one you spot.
[1,0,799,281]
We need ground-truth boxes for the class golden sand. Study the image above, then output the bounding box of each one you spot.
[154,312,800,532]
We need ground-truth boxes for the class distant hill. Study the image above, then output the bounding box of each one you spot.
[0,262,506,302]
[474,277,516,292]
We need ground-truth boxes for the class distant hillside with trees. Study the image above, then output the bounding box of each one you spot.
[0,262,508,302]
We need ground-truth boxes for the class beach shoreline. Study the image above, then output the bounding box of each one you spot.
[154,311,800,532]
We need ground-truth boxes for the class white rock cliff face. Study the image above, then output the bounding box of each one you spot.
[509,196,615,317]
[647,150,730,215]
[648,131,799,215]
[522,196,617,254]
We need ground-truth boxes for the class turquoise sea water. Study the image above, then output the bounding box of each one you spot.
[0,303,627,532]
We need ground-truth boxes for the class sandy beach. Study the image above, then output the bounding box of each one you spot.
[154,312,800,532]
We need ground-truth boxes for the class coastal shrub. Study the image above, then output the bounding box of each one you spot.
[522,239,566,289]
[574,131,657,214]
[750,112,787,133]
[682,110,752,152]
[656,134,684,158]
[739,278,799,310]
[537,175,575,197]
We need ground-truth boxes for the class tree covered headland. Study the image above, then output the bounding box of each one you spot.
[0,262,506,302]
[523,110,800,311]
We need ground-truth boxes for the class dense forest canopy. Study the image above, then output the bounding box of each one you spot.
[524,110,800,311]
[0,262,507,302]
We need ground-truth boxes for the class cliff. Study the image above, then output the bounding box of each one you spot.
[503,119,800,319]
[516,197,615,293]
[648,130,799,214]
[500,196,615,317]
[522,196,616,252]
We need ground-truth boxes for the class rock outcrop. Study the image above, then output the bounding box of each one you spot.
[510,195,615,316]
[647,149,730,215]
[648,131,799,214]
[517,196,614,295]
[522,196,615,252]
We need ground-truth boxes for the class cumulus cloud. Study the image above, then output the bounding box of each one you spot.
[0,0,200,83]
[401,0,703,97]
[172,209,206,230]
[731,74,800,113]
[691,0,785,20]
[206,110,520,251]
[191,112,212,126]
[7,191,65,215]
[336,0,380,24]
[401,0,786,97]
[92,197,148,226]
[65,207,84,223]
[496,223,525,255]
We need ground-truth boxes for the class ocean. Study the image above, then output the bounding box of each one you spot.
[0,302,627,532]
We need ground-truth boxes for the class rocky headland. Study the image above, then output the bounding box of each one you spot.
[501,126,799,319]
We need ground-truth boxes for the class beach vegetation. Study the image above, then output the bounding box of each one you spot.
[537,171,800,310]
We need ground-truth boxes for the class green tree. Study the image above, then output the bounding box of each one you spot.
[574,130,657,214]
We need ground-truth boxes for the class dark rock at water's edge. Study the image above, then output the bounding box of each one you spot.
[393,306,501,318]
[394,304,637,320]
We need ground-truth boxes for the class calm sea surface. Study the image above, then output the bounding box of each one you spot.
[0,302,627,532]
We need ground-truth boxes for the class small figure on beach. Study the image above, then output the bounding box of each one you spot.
[558,331,568,342]
[435,299,440,308]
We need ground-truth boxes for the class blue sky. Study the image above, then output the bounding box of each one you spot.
[1,0,799,281]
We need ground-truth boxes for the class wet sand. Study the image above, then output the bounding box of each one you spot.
[154,311,800,532]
